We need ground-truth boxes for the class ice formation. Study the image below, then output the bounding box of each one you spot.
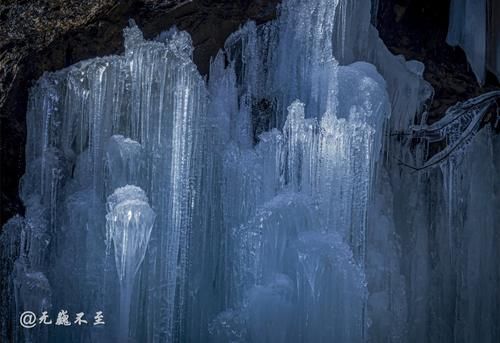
[106,185,155,340]
[447,0,500,83]
[0,0,498,343]
[1,21,207,342]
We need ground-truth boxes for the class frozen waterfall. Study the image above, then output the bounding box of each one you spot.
[0,0,499,343]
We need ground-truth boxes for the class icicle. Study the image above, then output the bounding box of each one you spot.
[106,185,155,341]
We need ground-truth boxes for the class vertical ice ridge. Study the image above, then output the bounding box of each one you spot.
[203,1,390,340]
[106,185,155,340]
[2,20,208,343]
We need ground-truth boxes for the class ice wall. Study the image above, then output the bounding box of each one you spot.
[388,129,500,343]
[185,0,405,341]
[437,130,500,343]
[0,0,498,342]
[1,21,207,342]
[389,91,500,343]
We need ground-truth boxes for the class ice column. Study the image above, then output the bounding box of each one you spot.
[447,0,500,83]
[447,0,487,83]
[106,186,155,341]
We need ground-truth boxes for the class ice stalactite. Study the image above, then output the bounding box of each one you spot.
[106,185,155,341]
[447,0,500,83]
[447,0,487,83]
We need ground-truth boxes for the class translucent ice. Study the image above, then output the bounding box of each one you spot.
[1,0,497,342]
[447,0,500,83]
[1,20,207,342]
[106,185,155,340]
[106,185,155,284]
[106,135,144,190]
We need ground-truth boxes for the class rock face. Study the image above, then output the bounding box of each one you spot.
[0,0,279,224]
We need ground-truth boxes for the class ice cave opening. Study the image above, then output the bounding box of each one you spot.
[1,0,499,342]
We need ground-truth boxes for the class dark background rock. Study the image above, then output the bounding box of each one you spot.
[0,0,498,226]
[376,0,500,122]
